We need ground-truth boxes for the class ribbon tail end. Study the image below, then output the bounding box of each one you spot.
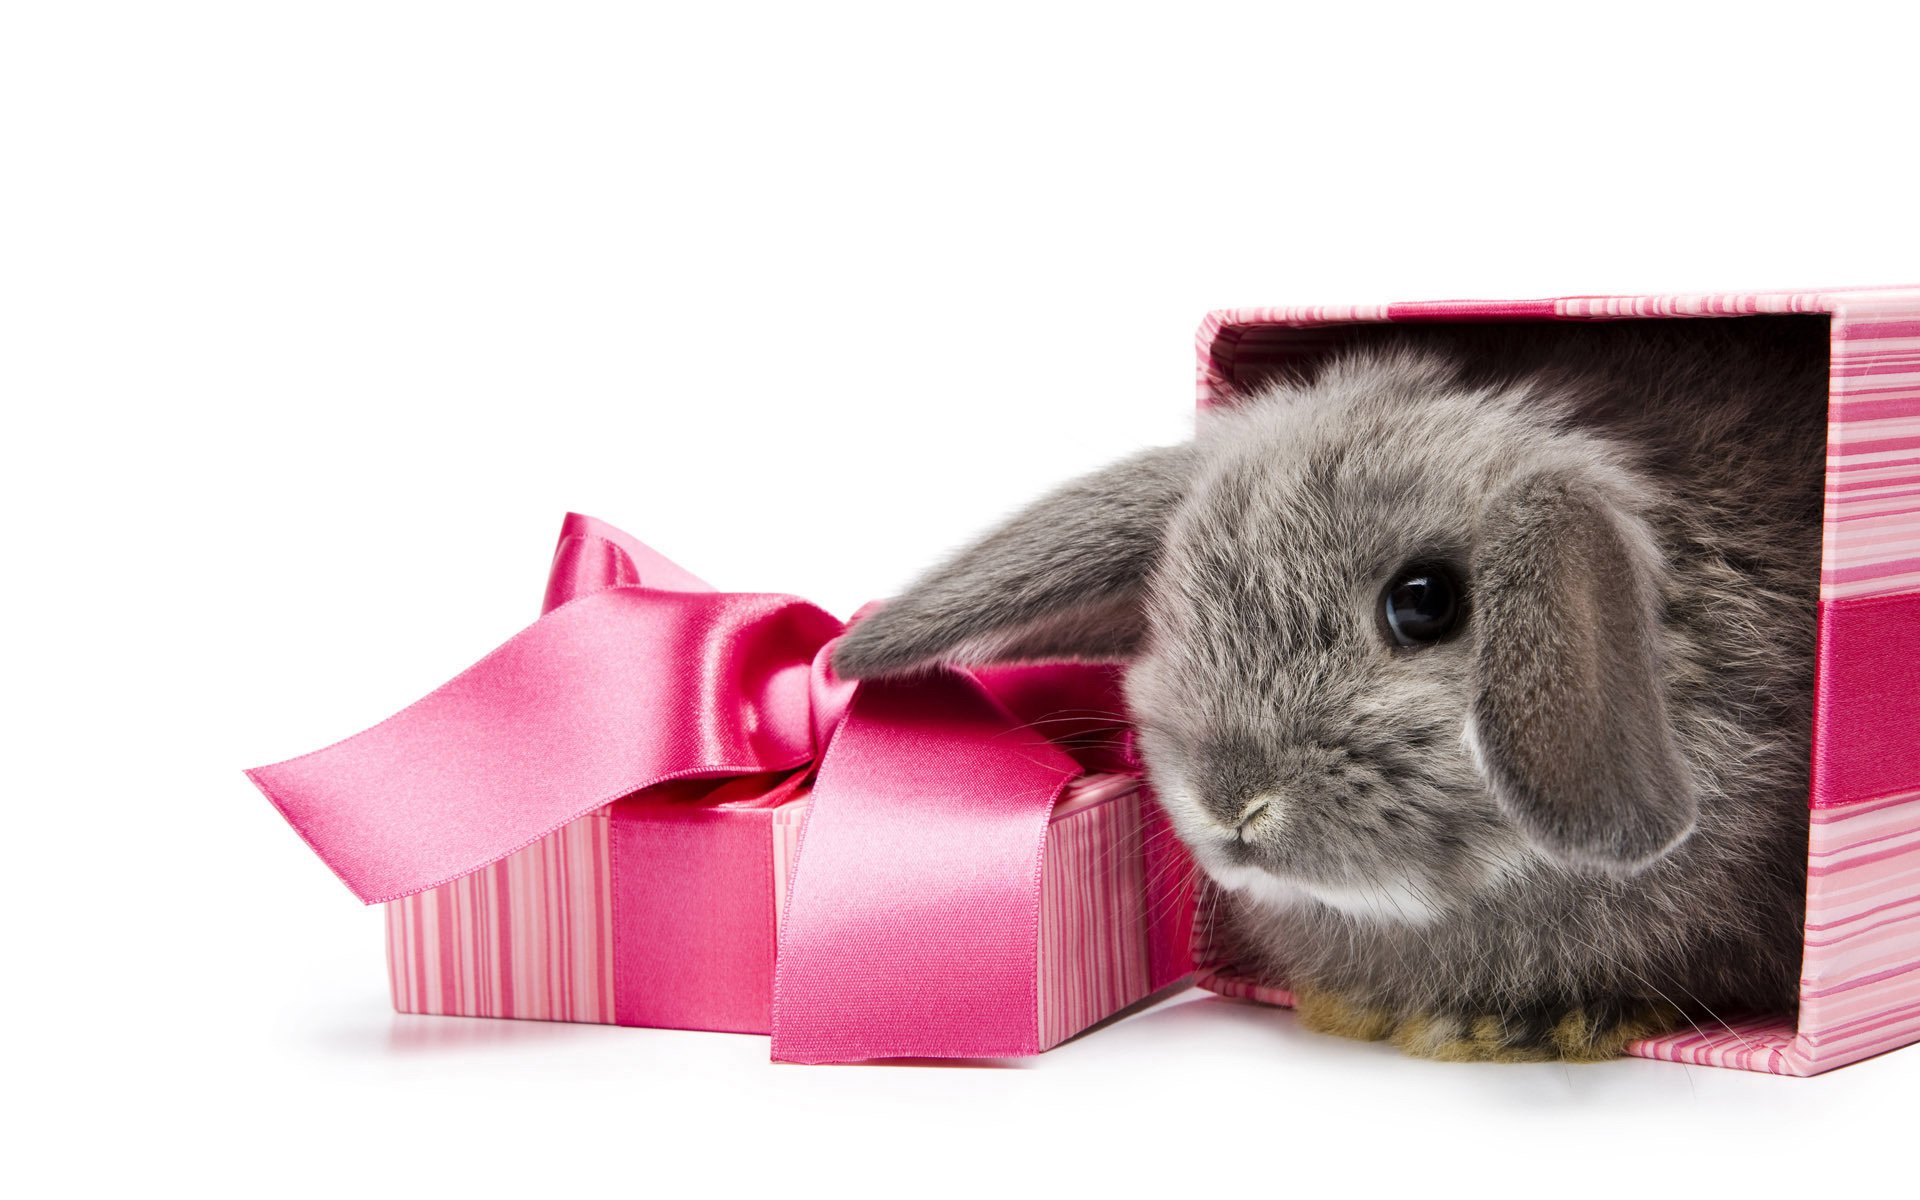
[242,766,386,907]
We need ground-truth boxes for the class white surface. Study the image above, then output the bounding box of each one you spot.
[7,3,1918,1194]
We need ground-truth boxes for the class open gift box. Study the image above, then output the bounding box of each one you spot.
[1185,287,1920,1075]
[251,514,1198,1063]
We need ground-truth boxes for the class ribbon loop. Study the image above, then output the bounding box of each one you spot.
[249,583,840,904]
[544,511,714,612]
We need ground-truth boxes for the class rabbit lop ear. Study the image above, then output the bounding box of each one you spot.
[1469,470,1698,875]
[830,446,1193,679]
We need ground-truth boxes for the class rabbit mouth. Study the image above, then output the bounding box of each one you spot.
[1151,776,1455,926]
[1205,857,1447,926]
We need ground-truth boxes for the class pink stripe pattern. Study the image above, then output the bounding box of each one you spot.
[1037,784,1156,1049]
[388,809,614,1023]
[1189,288,1920,1075]
[388,774,1169,1045]
[1823,299,1920,599]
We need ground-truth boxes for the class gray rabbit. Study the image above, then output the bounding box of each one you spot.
[832,317,1825,1062]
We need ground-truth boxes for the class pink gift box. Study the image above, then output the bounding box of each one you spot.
[385,770,1195,1048]
[1186,287,1920,1076]
[252,512,1200,1062]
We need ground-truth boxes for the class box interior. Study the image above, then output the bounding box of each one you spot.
[1197,314,1833,1051]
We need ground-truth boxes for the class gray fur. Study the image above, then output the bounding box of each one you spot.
[832,318,1823,1033]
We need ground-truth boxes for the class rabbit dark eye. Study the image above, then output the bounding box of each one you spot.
[1381,565,1463,648]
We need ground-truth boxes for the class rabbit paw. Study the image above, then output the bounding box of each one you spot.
[1294,988,1683,1063]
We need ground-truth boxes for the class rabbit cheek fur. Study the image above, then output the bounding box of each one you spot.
[831,321,1823,1062]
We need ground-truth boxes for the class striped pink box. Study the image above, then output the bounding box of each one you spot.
[387,769,1198,1048]
[1187,287,1920,1075]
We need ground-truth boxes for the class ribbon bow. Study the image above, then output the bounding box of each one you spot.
[248,513,1142,1062]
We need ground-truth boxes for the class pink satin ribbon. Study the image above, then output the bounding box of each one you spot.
[247,512,1105,1062]
[1812,589,1920,809]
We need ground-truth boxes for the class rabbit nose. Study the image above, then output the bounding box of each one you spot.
[1195,733,1327,828]
[1234,795,1273,839]
[1210,791,1282,841]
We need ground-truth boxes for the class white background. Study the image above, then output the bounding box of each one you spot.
[6,2,1918,1195]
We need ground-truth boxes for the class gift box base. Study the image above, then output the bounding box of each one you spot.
[385,773,1194,1050]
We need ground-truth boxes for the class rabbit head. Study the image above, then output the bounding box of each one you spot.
[831,349,1699,927]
